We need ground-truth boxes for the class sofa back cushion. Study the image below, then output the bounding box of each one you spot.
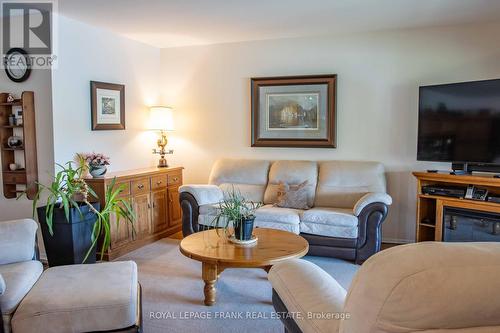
[264,161,318,207]
[315,161,386,208]
[208,159,270,202]
[0,219,38,265]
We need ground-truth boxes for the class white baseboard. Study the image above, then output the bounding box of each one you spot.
[382,238,414,244]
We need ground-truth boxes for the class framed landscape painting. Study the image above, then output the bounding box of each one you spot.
[251,74,336,147]
[91,81,125,130]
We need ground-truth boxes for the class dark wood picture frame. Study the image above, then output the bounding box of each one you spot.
[91,81,125,130]
[251,74,336,148]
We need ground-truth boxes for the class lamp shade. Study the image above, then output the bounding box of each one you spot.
[149,106,174,131]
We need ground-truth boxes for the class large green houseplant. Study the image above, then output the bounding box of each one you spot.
[211,188,262,241]
[31,160,135,266]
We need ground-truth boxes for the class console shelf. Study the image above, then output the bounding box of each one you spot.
[0,92,38,199]
[413,172,500,242]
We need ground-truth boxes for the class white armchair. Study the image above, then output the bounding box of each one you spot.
[269,242,500,333]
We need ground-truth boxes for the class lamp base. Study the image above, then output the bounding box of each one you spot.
[157,157,169,168]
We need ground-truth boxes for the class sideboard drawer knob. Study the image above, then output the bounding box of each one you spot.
[157,180,162,185]
[172,177,178,182]
[137,184,144,189]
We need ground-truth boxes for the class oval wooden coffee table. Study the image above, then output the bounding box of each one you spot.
[179,228,309,306]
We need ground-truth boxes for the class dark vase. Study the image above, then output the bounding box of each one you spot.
[234,217,255,241]
[37,202,100,267]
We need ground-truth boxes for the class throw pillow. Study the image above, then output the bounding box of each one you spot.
[275,181,310,210]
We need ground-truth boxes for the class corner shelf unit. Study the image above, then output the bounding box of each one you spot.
[0,92,38,199]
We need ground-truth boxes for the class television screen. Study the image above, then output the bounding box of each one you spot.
[418,79,500,164]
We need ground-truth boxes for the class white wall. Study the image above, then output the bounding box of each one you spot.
[51,16,161,171]
[160,22,500,243]
[0,68,54,220]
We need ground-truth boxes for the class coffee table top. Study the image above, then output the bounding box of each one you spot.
[179,228,309,267]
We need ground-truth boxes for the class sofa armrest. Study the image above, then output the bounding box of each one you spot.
[353,192,392,217]
[179,185,223,206]
[356,201,389,263]
[268,259,346,333]
[179,185,223,237]
[0,273,5,296]
[0,219,38,265]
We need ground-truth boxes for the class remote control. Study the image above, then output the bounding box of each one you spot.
[427,170,438,173]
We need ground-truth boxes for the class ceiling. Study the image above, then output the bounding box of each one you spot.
[58,0,500,48]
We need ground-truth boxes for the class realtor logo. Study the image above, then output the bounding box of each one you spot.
[1,0,57,68]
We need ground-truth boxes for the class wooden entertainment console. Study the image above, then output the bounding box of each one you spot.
[413,172,500,242]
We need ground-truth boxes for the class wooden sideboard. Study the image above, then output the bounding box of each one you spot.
[87,167,183,260]
[413,172,500,242]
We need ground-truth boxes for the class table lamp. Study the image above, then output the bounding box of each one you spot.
[149,106,174,167]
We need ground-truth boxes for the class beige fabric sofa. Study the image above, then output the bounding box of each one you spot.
[268,242,500,333]
[179,158,392,262]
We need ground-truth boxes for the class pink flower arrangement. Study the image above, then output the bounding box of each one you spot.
[83,152,110,167]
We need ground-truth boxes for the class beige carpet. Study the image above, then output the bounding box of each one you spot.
[117,238,359,333]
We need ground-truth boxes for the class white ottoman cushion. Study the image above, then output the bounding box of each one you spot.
[11,261,138,333]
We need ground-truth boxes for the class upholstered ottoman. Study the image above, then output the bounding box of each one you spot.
[11,261,141,333]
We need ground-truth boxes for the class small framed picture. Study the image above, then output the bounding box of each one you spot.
[90,81,125,130]
[251,74,336,148]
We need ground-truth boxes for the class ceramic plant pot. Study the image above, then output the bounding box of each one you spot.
[234,217,255,241]
[89,165,107,178]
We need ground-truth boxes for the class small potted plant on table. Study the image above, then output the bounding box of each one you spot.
[32,161,135,266]
[85,152,110,178]
[211,189,262,245]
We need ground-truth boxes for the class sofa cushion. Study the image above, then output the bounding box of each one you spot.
[0,261,43,316]
[208,159,270,202]
[315,161,386,208]
[264,160,318,207]
[198,204,227,228]
[255,221,300,234]
[12,261,138,333]
[301,222,358,239]
[255,204,302,225]
[0,219,38,265]
[302,207,357,226]
[199,203,219,215]
[198,204,302,233]
[300,207,358,238]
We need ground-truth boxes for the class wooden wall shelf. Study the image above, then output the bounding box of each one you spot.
[413,172,500,242]
[0,92,38,199]
[0,101,21,106]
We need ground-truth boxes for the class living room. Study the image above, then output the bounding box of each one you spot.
[1,1,500,332]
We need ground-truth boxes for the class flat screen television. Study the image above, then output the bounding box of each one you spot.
[418,79,500,166]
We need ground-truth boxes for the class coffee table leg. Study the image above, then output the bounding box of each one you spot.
[202,262,217,306]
